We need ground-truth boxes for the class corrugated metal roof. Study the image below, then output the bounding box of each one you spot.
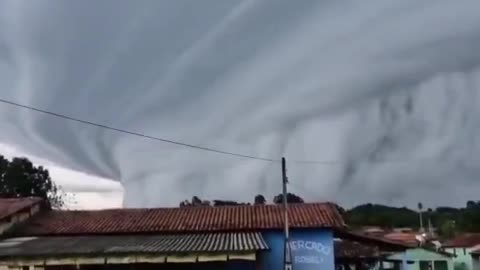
[11,202,344,236]
[0,233,269,258]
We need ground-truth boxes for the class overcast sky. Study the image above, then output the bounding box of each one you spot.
[1,1,480,209]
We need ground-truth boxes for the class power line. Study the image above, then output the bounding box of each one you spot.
[0,98,278,162]
[0,97,446,166]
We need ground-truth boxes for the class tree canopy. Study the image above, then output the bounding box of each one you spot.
[0,155,66,209]
[273,192,305,204]
[344,201,480,235]
[179,192,306,207]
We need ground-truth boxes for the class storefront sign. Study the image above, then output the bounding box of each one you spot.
[290,239,332,269]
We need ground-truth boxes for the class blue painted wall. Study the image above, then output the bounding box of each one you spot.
[261,229,334,270]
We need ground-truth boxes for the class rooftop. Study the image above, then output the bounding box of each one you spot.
[0,197,43,221]
[0,232,269,259]
[383,232,419,247]
[9,202,345,236]
[443,233,480,248]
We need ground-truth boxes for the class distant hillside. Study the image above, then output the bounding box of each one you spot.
[180,193,480,237]
[344,201,480,236]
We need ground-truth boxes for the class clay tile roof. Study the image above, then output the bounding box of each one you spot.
[0,197,43,220]
[11,202,344,236]
[334,240,384,259]
[383,232,419,246]
[443,233,480,248]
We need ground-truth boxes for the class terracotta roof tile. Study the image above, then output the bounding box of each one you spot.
[11,202,344,236]
[443,233,480,248]
[334,240,383,259]
[383,232,419,246]
[0,197,43,220]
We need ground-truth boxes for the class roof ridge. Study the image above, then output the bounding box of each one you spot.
[55,201,337,212]
[11,201,344,235]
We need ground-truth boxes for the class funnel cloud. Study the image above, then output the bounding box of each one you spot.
[0,0,480,207]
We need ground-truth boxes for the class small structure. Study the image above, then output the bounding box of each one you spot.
[443,233,480,270]
[386,248,454,270]
[469,249,480,270]
[334,231,410,270]
[0,197,44,234]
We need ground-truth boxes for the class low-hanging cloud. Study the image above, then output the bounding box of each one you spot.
[0,0,480,207]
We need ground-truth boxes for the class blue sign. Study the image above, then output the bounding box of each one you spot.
[290,239,332,265]
[290,230,334,270]
[260,230,334,270]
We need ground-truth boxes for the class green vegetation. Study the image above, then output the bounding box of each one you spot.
[181,192,480,236]
[344,202,480,235]
[0,155,66,209]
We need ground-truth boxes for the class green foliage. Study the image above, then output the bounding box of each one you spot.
[344,202,480,235]
[438,220,456,238]
[273,192,304,204]
[0,155,66,209]
[254,194,266,205]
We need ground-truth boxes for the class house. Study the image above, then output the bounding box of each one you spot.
[383,232,421,247]
[335,231,456,270]
[0,197,45,234]
[0,199,341,270]
[443,233,480,270]
[334,235,409,270]
[470,249,480,270]
[386,248,454,270]
[0,197,412,270]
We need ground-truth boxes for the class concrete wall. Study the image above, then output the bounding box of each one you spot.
[261,229,334,270]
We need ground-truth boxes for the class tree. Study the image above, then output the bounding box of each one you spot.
[0,156,66,209]
[438,220,456,238]
[254,194,266,205]
[273,193,304,204]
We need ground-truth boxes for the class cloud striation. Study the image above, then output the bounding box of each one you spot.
[0,0,480,207]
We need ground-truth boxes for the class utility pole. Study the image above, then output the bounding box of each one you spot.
[282,157,293,270]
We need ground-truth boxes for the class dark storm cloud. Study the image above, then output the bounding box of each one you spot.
[0,0,480,207]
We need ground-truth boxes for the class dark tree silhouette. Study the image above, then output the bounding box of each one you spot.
[254,194,266,205]
[213,200,248,206]
[0,156,66,209]
[273,193,304,204]
[179,196,211,207]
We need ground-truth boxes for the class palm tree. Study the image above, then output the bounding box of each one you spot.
[418,202,424,232]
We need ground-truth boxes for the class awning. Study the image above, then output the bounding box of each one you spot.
[0,233,269,265]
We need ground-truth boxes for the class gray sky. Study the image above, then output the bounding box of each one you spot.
[0,0,480,209]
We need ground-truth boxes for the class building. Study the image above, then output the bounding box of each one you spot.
[443,233,480,270]
[386,248,454,270]
[470,249,480,270]
[0,198,344,270]
[0,197,44,234]
[0,197,414,270]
